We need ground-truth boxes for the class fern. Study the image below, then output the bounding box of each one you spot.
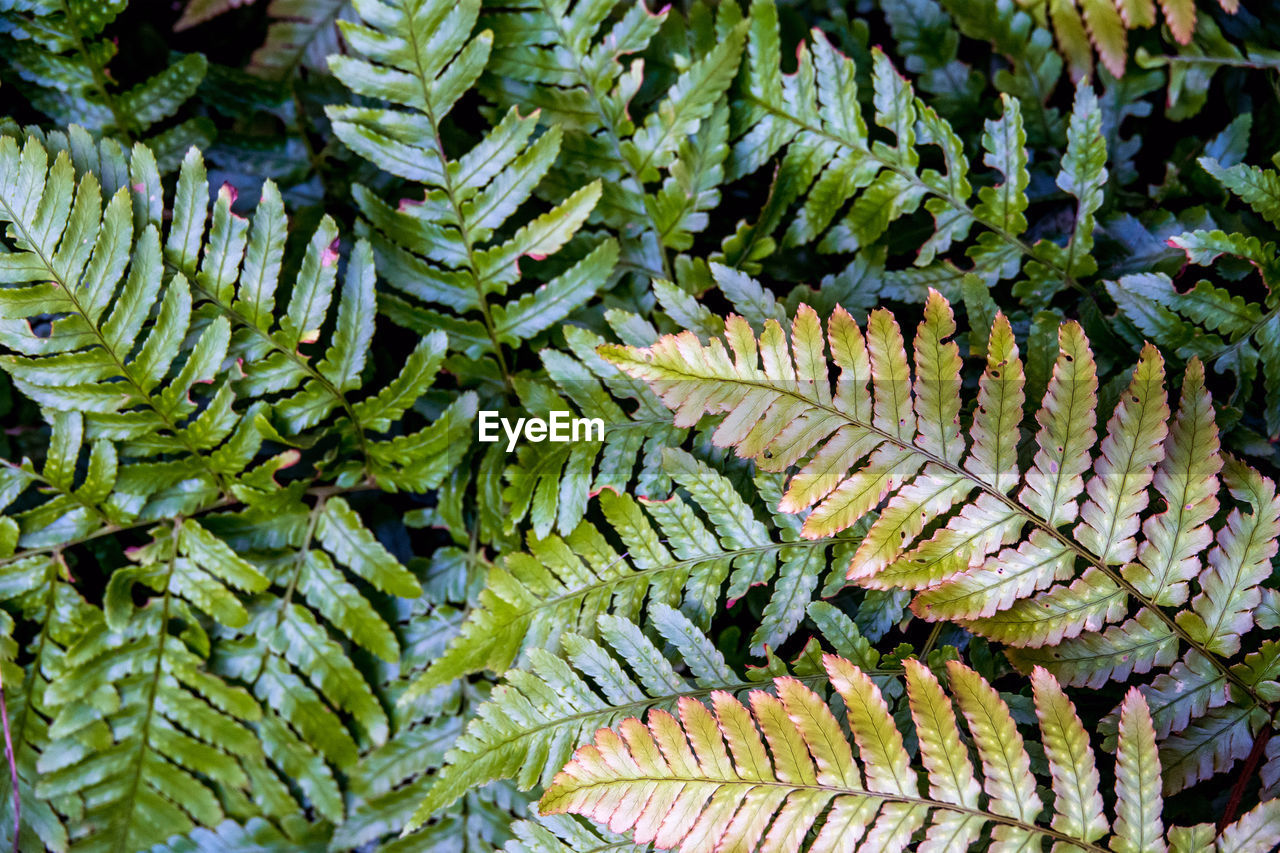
[941,0,1269,124]
[0,546,90,851]
[250,0,351,80]
[174,0,255,32]
[542,654,1280,851]
[605,287,1280,792]
[409,600,886,828]
[1108,155,1280,437]
[0,131,468,846]
[325,0,614,380]
[502,814,648,853]
[1134,13,1280,120]
[410,447,861,701]
[147,817,316,852]
[321,582,533,849]
[176,0,352,81]
[2,0,1280,846]
[941,0,1067,143]
[728,0,1106,309]
[479,0,746,281]
[878,0,984,114]
[0,1,209,165]
[500,315,688,539]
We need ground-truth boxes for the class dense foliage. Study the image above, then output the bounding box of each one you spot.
[3,0,1280,850]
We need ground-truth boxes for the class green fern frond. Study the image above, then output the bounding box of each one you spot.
[0,130,465,844]
[146,817,320,852]
[0,136,258,513]
[880,0,984,112]
[1107,157,1280,436]
[0,544,91,851]
[731,0,1104,307]
[330,587,533,848]
[604,286,1280,791]
[480,0,746,280]
[326,0,615,376]
[409,447,860,700]
[502,814,648,853]
[503,317,688,538]
[942,0,1067,142]
[206,493,424,821]
[1202,155,1280,230]
[541,655,1280,852]
[0,133,465,496]
[0,1,209,164]
[39,544,264,851]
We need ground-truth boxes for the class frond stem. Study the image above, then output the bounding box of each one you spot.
[528,534,857,615]
[57,0,135,144]
[0,483,372,571]
[249,493,326,685]
[187,278,373,467]
[1219,723,1274,833]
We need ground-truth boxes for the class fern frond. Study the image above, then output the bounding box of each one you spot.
[0,133,462,497]
[206,492,426,818]
[604,286,1280,790]
[1202,156,1280,231]
[174,0,257,32]
[0,131,464,844]
[40,555,264,851]
[942,0,1067,142]
[337,567,542,848]
[0,2,209,164]
[731,0,1104,306]
[880,0,984,112]
[0,542,90,851]
[502,814,648,853]
[409,603,883,827]
[541,655,1280,851]
[1011,0,1241,81]
[409,448,859,698]
[1108,157,1280,435]
[249,0,349,81]
[0,136,250,510]
[480,0,745,281]
[504,320,687,538]
[145,817,310,852]
[326,0,614,374]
